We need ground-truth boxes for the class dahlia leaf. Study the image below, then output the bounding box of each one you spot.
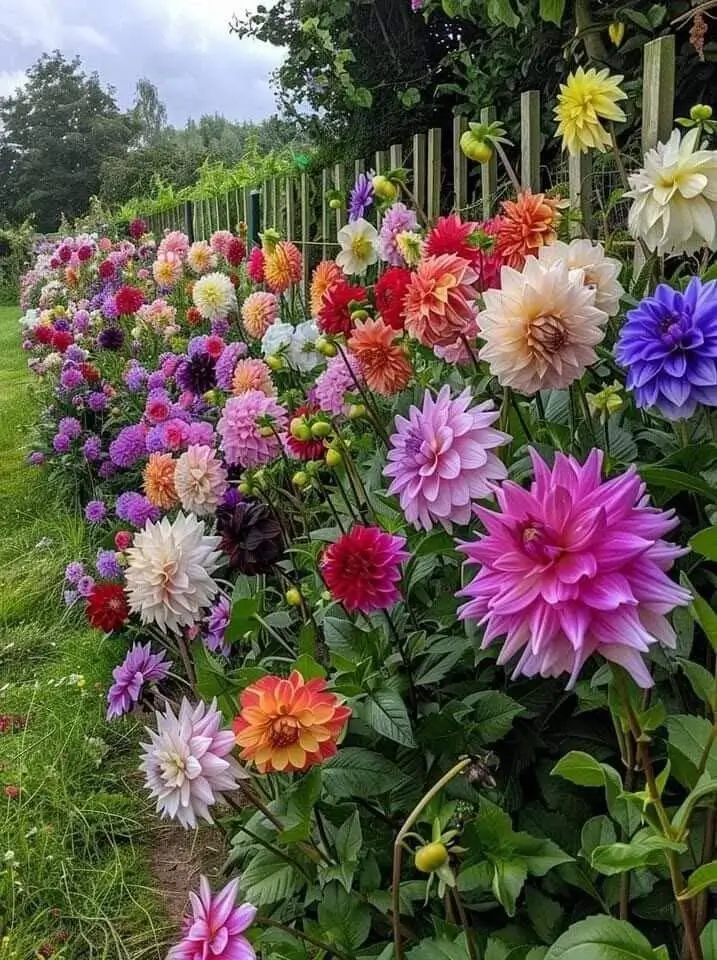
[407,934,471,960]
[364,687,416,747]
[701,919,717,960]
[671,773,717,835]
[317,881,371,951]
[638,466,717,503]
[539,0,565,26]
[590,833,687,876]
[335,809,362,866]
[689,526,717,562]
[525,886,564,945]
[677,860,717,900]
[544,916,666,960]
[322,747,406,797]
[666,714,717,785]
[292,653,326,681]
[677,659,716,711]
[463,690,525,744]
[491,858,527,916]
[239,849,302,906]
[681,573,717,654]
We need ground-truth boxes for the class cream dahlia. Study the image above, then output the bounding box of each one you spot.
[174,445,228,516]
[538,239,624,317]
[124,512,222,634]
[336,218,379,276]
[192,273,237,321]
[626,127,717,256]
[478,256,608,395]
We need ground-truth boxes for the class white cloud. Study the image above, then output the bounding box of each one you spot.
[0,70,26,99]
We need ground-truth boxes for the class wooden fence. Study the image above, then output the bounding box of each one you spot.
[142,36,675,290]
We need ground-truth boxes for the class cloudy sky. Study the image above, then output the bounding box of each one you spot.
[0,0,285,125]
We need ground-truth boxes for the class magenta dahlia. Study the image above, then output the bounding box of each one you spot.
[321,525,409,614]
[458,448,690,688]
[217,390,288,468]
[384,386,509,530]
[168,876,256,960]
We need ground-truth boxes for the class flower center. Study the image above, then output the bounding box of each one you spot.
[527,314,567,357]
[659,314,688,349]
[269,715,301,748]
[520,521,563,563]
[351,236,372,260]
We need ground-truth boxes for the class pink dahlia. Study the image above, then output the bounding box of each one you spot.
[458,448,690,688]
[321,525,409,614]
[158,230,190,260]
[384,385,509,530]
[404,254,479,349]
[310,354,364,416]
[168,876,256,960]
[217,390,288,468]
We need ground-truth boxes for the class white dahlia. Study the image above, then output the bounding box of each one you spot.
[174,444,228,516]
[192,272,237,320]
[478,256,608,395]
[124,512,222,633]
[538,239,624,317]
[626,127,717,256]
[140,697,245,828]
[336,218,379,276]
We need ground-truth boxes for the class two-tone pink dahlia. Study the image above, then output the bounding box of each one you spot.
[384,386,509,530]
[458,448,689,688]
[404,254,479,349]
[217,390,288,468]
[321,525,409,614]
[168,877,256,960]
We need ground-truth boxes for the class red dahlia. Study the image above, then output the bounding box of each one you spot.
[247,247,265,284]
[114,285,145,316]
[35,325,54,345]
[318,280,367,337]
[374,267,412,330]
[128,218,148,239]
[51,330,74,352]
[186,307,203,326]
[80,362,101,382]
[286,404,325,461]
[225,236,246,266]
[424,213,483,269]
[86,583,129,632]
[98,259,116,280]
[321,525,409,614]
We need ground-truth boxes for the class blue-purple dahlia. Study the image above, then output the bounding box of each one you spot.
[349,173,374,222]
[115,491,160,528]
[616,277,717,419]
[205,596,231,657]
[106,642,172,720]
[85,500,107,524]
[96,548,123,580]
[109,424,147,468]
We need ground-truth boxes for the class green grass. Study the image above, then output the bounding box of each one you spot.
[0,307,168,959]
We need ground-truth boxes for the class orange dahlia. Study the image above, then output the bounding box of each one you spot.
[241,291,278,339]
[310,260,342,316]
[264,241,303,294]
[348,318,412,396]
[495,191,561,269]
[233,671,351,773]
[403,254,479,349]
[232,358,275,397]
[142,452,178,509]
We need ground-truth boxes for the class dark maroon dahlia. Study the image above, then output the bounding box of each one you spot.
[216,499,283,574]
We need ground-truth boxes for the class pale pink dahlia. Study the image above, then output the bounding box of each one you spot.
[384,385,509,530]
[140,697,245,828]
[174,444,228,516]
[217,390,288,468]
[168,876,256,960]
[458,448,690,688]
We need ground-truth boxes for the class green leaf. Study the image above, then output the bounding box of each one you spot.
[225,596,259,645]
[677,659,716,710]
[352,87,373,109]
[539,0,565,24]
[671,774,717,834]
[701,920,717,960]
[591,833,687,876]
[545,916,665,959]
[240,849,302,905]
[399,87,421,108]
[322,747,405,797]
[552,751,614,788]
[526,887,564,944]
[681,573,717,653]
[666,714,717,782]
[690,526,717,561]
[492,859,527,916]
[638,466,717,503]
[364,687,416,747]
[317,882,371,951]
[408,936,471,960]
[292,653,326,680]
[513,834,573,875]
[335,809,362,865]
[465,690,524,743]
[580,817,617,858]
[678,861,717,899]
[486,0,520,27]
[280,768,322,844]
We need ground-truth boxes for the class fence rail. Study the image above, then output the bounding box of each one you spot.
[142,37,675,286]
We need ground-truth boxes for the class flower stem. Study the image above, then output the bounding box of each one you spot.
[256,916,353,960]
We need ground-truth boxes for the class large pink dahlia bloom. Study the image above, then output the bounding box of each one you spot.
[168,876,256,960]
[384,385,509,530]
[217,390,288,468]
[458,448,689,688]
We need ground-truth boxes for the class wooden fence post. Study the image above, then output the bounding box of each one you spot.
[334,163,347,233]
[480,107,498,219]
[520,91,541,192]
[642,35,675,151]
[427,128,442,220]
[285,177,296,240]
[390,143,403,171]
[568,153,592,238]
[453,116,468,212]
[300,172,310,298]
[184,201,194,244]
[247,191,261,246]
[413,133,427,219]
[321,169,330,258]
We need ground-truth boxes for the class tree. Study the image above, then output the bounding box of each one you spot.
[0,52,135,232]
[132,77,168,147]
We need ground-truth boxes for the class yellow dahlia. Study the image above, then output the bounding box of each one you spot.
[555,67,627,156]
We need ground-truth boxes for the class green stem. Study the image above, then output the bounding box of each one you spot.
[256,916,352,960]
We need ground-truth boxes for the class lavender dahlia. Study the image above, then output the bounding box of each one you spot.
[109,424,147,468]
[349,172,374,221]
[458,448,690,688]
[205,596,231,657]
[615,277,717,419]
[115,491,160,528]
[384,386,509,530]
[106,642,172,720]
[379,202,420,266]
[139,697,244,828]
[85,500,107,524]
[96,549,123,580]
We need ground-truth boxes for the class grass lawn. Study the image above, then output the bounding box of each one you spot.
[0,306,167,959]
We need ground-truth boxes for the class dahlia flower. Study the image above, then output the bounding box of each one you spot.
[109,424,147,468]
[288,319,322,372]
[216,499,283,574]
[555,67,627,156]
[96,548,122,580]
[107,642,172,720]
[116,492,160,528]
[348,318,412,396]
[192,273,237,321]
[615,277,717,419]
[97,325,125,351]
[395,231,424,268]
[261,321,294,358]
[404,254,479,349]
[158,230,189,260]
[217,391,288,468]
[458,448,690,688]
[85,500,107,524]
[321,525,409,614]
[241,291,278,339]
[538,239,624,316]
[143,452,179,509]
[125,513,222,634]
[349,172,375,221]
[174,444,228,515]
[215,342,248,390]
[626,127,717,256]
[232,358,275,396]
[205,595,231,657]
[153,253,183,288]
[336,218,379,276]
[187,240,217,274]
[478,256,608,395]
[375,266,412,330]
[264,240,303,294]
[167,877,256,960]
[318,281,367,336]
[385,386,508,530]
[225,236,246,267]
[175,353,217,396]
[233,671,351,773]
[379,202,419,266]
[310,260,343,316]
[210,230,233,257]
[114,286,145,316]
[140,698,243,828]
[496,192,561,268]
[246,246,265,284]
[286,403,325,461]
[311,353,363,415]
[86,582,129,633]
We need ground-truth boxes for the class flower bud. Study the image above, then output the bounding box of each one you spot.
[372,174,398,201]
[290,417,312,441]
[292,470,309,488]
[311,420,332,438]
[329,198,342,210]
[325,448,342,468]
[285,588,302,606]
[460,129,493,164]
[690,104,713,122]
[608,21,625,47]
[266,355,284,371]
[316,337,337,358]
[414,842,449,873]
[348,403,366,420]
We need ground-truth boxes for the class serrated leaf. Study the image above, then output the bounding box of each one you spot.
[545,915,665,959]
[539,0,565,24]
[465,690,524,743]
[408,936,471,960]
[666,714,717,783]
[681,573,717,653]
[677,659,716,710]
[240,849,302,905]
[335,809,362,865]
[317,882,371,951]
[492,858,527,916]
[364,687,416,746]
[322,747,405,797]
[591,833,687,876]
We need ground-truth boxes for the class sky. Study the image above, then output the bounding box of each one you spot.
[0,0,286,126]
